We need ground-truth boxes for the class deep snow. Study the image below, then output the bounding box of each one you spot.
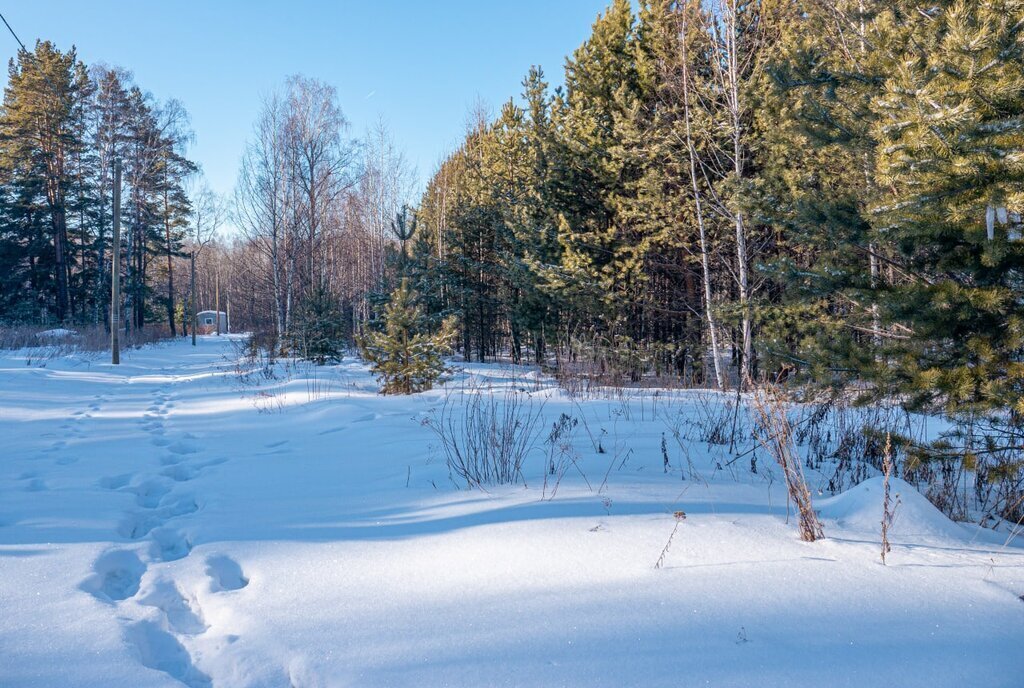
[0,335,1020,687]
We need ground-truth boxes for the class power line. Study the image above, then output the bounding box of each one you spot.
[0,11,65,100]
[0,11,27,52]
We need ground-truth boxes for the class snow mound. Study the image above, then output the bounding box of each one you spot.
[818,477,966,540]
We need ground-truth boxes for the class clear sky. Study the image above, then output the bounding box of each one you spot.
[0,0,611,199]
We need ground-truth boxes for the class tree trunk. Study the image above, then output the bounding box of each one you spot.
[681,10,727,391]
[165,182,177,335]
[111,161,122,364]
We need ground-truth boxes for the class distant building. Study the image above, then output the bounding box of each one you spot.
[196,310,228,334]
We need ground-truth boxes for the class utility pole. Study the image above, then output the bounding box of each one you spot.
[111,160,122,365]
[190,251,197,346]
[215,268,221,336]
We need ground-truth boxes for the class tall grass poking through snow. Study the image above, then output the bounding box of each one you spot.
[427,380,546,488]
[751,384,825,542]
[881,432,900,565]
[0,324,171,360]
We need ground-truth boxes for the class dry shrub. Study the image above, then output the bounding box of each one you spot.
[426,380,545,488]
[0,324,172,358]
[751,384,824,542]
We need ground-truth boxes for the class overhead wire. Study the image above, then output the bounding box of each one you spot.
[0,11,27,52]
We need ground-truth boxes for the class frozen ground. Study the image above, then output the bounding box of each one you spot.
[0,335,1020,687]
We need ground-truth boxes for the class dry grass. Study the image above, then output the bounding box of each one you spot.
[0,324,173,359]
[881,432,900,565]
[425,380,546,488]
[750,383,825,542]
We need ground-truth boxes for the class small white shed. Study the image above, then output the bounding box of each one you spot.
[197,310,228,334]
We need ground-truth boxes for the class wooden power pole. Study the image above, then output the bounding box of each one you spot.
[190,250,197,347]
[111,160,122,365]
[215,268,221,336]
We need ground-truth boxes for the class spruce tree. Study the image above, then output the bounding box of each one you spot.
[288,284,348,364]
[359,279,457,395]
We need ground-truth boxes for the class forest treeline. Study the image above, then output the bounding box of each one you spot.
[0,42,197,332]
[404,0,1024,417]
[401,0,1024,427]
[0,43,414,348]
[2,0,1023,430]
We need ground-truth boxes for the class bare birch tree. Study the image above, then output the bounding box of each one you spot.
[680,0,726,391]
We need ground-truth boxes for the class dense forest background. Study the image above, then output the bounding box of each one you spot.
[2,1,1023,519]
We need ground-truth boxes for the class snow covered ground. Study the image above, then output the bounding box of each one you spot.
[0,335,1020,687]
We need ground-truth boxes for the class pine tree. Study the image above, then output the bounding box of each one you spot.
[390,203,417,266]
[549,0,641,336]
[756,0,897,382]
[0,41,90,322]
[359,278,457,395]
[867,0,1024,416]
[288,283,348,364]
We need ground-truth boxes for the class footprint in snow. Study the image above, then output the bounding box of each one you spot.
[98,474,133,490]
[118,511,164,540]
[162,464,199,482]
[167,442,199,456]
[23,477,47,492]
[206,555,248,592]
[81,549,146,602]
[264,440,289,449]
[149,528,192,562]
[131,479,172,509]
[162,495,201,517]
[16,472,47,491]
[160,454,186,466]
[124,621,211,688]
[137,580,208,635]
[151,437,171,447]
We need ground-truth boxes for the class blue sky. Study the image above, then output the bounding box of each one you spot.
[1,0,610,198]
